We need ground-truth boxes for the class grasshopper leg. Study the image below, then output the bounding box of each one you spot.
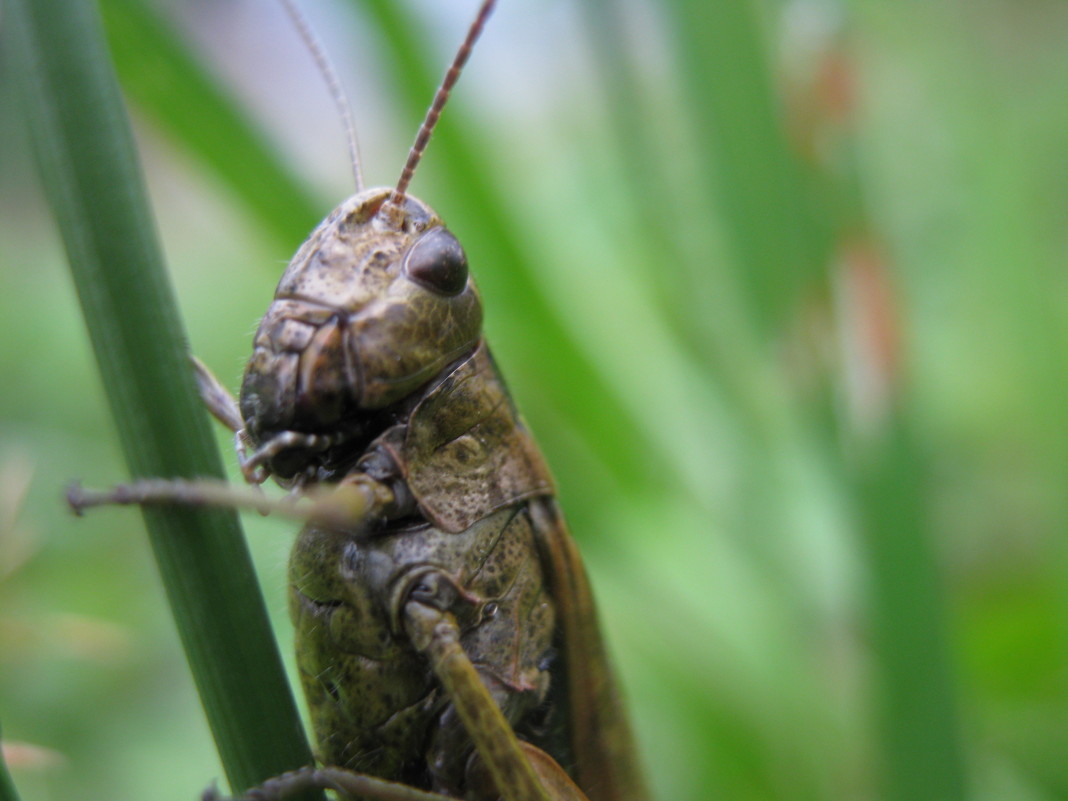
[191,355,244,433]
[189,356,267,482]
[403,596,589,801]
[190,355,357,486]
[66,472,395,532]
[203,767,457,801]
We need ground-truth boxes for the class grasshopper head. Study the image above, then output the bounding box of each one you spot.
[239,188,483,474]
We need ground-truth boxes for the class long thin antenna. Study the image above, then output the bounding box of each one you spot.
[277,0,364,191]
[387,0,497,210]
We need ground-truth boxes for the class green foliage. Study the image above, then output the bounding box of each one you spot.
[1,0,1065,800]
[4,0,319,797]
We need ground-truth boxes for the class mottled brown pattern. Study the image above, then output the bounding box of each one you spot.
[230,185,644,800]
[397,342,555,533]
[238,189,481,449]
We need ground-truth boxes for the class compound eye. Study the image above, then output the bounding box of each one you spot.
[403,228,469,296]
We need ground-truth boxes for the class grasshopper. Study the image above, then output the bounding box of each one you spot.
[70,2,647,800]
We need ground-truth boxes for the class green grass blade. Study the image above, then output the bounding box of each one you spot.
[667,0,829,334]
[573,0,801,465]
[574,0,762,381]
[854,410,968,801]
[5,0,320,796]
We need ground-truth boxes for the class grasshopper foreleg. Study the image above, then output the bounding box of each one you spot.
[190,356,344,485]
[191,355,244,434]
[238,430,349,485]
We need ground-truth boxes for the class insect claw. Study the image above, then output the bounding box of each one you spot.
[65,481,134,515]
[65,481,87,515]
[238,452,271,485]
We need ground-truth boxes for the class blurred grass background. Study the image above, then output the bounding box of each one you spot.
[1,0,1067,800]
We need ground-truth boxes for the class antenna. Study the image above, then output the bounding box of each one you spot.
[387,0,497,210]
[277,0,364,191]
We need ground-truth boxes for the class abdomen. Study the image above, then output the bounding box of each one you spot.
[289,504,556,791]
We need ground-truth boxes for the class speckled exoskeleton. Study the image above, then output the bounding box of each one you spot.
[230,187,645,801]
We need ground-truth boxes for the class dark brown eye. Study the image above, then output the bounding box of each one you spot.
[403,228,469,296]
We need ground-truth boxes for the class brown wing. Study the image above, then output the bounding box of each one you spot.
[529,499,648,801]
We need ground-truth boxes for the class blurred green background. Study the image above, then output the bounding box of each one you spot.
[2,0,1067,800]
